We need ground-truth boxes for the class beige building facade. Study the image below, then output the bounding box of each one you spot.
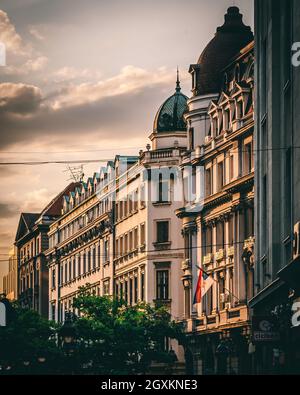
[176,7,255,374]
[46,78,188,362]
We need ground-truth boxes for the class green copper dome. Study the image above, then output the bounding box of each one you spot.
[153,72,188,133]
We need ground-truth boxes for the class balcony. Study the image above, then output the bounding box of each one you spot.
[203,253,213,266]
[215,249,225,262]
[141,148,183,164]
[152,241,171,251]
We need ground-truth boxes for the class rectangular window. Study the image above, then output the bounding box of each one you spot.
[140,223,145,245]
[87,250,91,272]
[116,239,119,258]
[124,234,128,255]
[158,174,169,203]
[140,185,146,208]
[134,228,138,249]
[128,195,133,213]
[51,304,56,321]
[216,221,225,249]
[156,270,169,300]
[224,109,230,130]
[92,248,96,269]
[205,168,212,197]
[104,240,109,262]
[244,142,253,175]
[217,161,224,191]
[68,260,72,281]
[229,215,234,246]
[103,280,110,296]
[125,281,128,303]
[244,208,253,239]
[134,276,138,303]
[77,255,81,276]
[115,202,119,221]
[141,272,145,301]
[237,100,243,119]
[72,258,76,280]
[156,221,169,243]
[229,155,234,181]
[60,265,63,286]
[205,226,213,255]
[129,278,133,305]
[52,268,56,289]
[98,243,101,267]
[83,253,86,274]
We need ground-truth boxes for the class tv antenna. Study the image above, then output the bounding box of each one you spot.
[64,164,85,183]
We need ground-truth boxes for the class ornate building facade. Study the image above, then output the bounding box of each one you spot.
[45,168,116,322]
[15,183,77,317]
[46,78,188,362]
[176,7,255,374]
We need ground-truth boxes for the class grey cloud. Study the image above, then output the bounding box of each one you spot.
[0,83,174,149]
[0,202,19,218]
[0,83,42,115]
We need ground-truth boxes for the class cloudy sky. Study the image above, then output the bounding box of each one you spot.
[0,0,253,288]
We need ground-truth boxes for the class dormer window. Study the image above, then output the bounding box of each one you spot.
[237,100,243,119]
[223,108,230,131]
[212,116,218,136]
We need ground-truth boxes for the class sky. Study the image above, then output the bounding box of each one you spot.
[0,0,253,289]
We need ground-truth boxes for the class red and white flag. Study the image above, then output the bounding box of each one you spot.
[193,268,214,305]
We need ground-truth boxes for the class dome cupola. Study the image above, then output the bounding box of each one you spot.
[190,7,253,96]
[153,70,188,133]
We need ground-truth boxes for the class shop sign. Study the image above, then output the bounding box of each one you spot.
[252,316,280,342]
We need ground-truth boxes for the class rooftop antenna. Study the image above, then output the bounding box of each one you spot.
[63,164,85,183]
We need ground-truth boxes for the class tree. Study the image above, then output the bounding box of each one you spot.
[71,286,182,374]
[0,304,61,374]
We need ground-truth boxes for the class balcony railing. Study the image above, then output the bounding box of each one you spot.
[215,249,224,261]
[203,253,213,265]
[152,241,171,251]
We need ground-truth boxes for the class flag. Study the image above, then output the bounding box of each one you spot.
[193,268,214,305]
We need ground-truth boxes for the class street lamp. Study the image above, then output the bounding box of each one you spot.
[59,312,78,374]
[59,312,77,352]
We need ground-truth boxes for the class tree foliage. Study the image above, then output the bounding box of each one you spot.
[71,287,181,374]
[0,290,183,375]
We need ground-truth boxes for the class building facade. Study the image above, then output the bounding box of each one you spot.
[2,247,18,301]
[45,170,116,322]
[249,0,300,375]
[15,183,77,317]
[46,78,187,362]
[176,7,255,374]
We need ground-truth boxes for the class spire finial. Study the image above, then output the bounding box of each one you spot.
[176,66,181,93]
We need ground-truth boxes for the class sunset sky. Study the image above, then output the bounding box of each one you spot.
[0,0,253,287]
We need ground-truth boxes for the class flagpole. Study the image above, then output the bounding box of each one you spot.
[196,265,241,304]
